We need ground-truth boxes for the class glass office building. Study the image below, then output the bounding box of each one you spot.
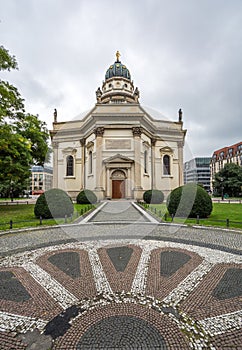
[184,157,211,192]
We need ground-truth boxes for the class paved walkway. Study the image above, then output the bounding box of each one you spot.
[0,201,241,349]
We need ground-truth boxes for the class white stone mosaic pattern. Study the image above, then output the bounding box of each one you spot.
[0,311,47,333]
[162,260,214,306]
[199,310,242,336]
[87,247,113,294]
[0,238,241,343]
[131,245,153,294]
[23,262,79,309]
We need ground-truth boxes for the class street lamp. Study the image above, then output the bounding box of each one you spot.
[10,180,14,202]
[220,177,224,201]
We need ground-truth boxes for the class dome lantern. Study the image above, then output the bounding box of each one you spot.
[96,52,140,104]
[105,51,131,81]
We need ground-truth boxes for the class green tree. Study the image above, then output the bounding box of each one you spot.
[0,46,50,197]
[213,163,242,198]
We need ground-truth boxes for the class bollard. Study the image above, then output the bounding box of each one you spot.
[226,218,229,228]
[10,220,13,229]
[154,208,157,214]
[39,216,42,225]
[196,214,199,225]
[65,215,67,223]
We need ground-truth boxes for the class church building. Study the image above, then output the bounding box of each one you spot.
[50,52,186,200]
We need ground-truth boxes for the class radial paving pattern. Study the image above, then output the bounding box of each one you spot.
[0,201,241,349]
[0,238,241,349]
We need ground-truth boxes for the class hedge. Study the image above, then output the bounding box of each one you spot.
[167,183,212,218]
[143,189,164,204]
[76,189,97,204]
[34,188,74,219]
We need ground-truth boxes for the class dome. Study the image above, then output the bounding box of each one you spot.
[105,51,131,81]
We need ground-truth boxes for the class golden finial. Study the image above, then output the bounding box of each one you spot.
[116,50,120,62]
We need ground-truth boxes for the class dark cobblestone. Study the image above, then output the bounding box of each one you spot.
[44,305,79,339]
[48,251,81,279]
[160,251,191,277]
[76,315,167,349]
[0,271,31,302]
[212,268,242,300]
[107,246,133,272]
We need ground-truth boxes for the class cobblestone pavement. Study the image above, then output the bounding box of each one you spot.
[0,201,241,349]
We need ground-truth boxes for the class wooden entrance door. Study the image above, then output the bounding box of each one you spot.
[112,180,125,199]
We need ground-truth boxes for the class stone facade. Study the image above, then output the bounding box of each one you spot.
[50,53,186,200]
[210,141,242,192]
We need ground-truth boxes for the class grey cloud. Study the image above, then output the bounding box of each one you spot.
[0,0,242,159]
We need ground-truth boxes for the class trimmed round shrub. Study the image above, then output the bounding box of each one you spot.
[167,183,212,218]
[76,189,97,204]
[143,189,164,204]
[34,188,74,219]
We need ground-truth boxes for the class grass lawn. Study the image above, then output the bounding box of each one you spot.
[143,203,242,230]
[0,203,94,231]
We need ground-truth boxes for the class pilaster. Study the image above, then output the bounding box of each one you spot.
[178,141,184,186]
[151,138,156,189]
[80,138,85,189]
[94,127,105,198]
[52,141,58,188]
[132,127,143,199]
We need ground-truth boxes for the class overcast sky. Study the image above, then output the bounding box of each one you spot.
[1,0,242,161]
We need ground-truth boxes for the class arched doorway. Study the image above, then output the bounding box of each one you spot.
[111,170,126,199]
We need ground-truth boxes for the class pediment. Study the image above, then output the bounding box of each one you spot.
[62,147,77,155]
[103,153,134,164]
[160,146,173,153]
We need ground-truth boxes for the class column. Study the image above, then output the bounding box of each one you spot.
[127,167,132,199]
[151,138,156,189]
[106,168,111,199]
[94,127,105,198]
[178,141,184,186]
[132,127,143,200]
[52,141,58,188]
[80,138,85,189]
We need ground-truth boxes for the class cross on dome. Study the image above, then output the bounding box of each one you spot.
[116,50,120,62]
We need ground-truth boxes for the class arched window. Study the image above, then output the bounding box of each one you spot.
[89,151,93,174]
[66,155,74,176]
[163,155,170,175]
[144,150,148,173]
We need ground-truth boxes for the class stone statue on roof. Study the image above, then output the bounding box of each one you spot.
[54,108,57,122]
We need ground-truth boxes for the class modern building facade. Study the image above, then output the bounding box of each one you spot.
[210,141,242,191]
[29,165,53,195]
[184,157,211,192]
[50,52,186,200]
